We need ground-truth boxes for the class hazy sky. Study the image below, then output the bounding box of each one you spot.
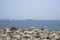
[0,0,60,20]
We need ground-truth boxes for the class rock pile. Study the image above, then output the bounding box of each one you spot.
[0,27,60,40]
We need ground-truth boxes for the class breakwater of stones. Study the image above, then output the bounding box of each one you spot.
[0,27,60,40]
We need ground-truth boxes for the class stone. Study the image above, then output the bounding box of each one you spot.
[0,27,60,40]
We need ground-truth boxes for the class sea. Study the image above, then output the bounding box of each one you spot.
[0,20,60,31]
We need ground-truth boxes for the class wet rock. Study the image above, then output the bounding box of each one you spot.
[10,27,18,31]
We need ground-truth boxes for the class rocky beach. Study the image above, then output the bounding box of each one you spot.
[0,27,60,40]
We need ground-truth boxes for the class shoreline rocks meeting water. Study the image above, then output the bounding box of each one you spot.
[0,27,60,40]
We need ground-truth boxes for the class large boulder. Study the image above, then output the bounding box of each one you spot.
[10,27,18,31]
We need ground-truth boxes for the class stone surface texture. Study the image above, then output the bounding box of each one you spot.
[0,27,60,40]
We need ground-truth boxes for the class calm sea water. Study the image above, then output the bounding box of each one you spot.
[0,20,60,31]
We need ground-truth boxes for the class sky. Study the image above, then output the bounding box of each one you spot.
[0,0,60,20]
